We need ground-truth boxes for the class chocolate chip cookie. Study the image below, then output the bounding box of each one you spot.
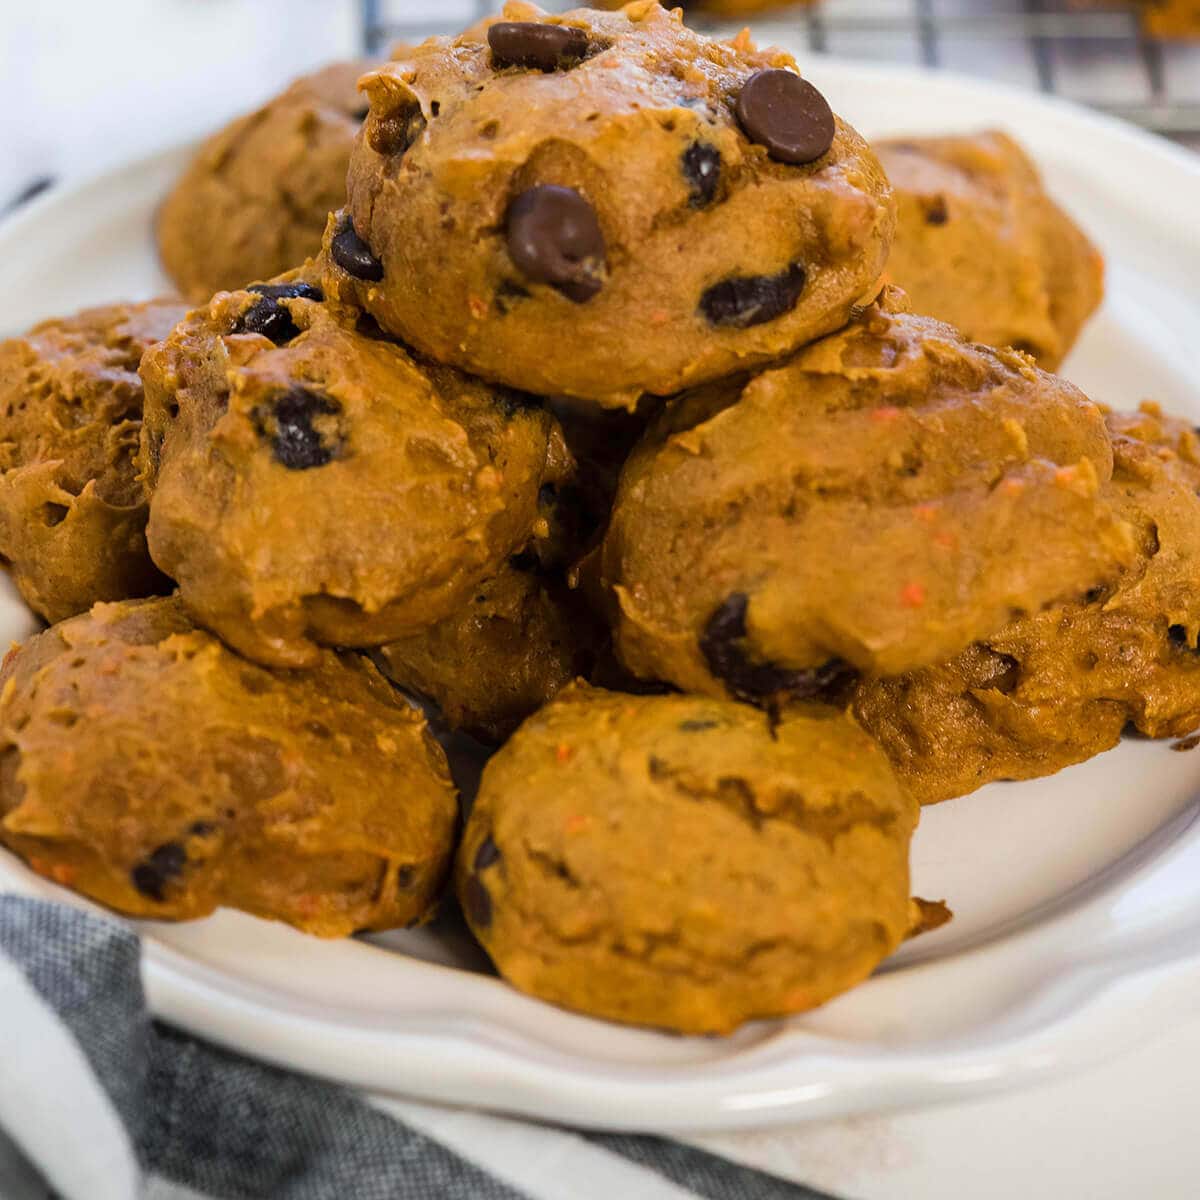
[0,597,458,936]
[138,273,572,668]
[854,404,1200,804]
[376,562,603,743]
[158,61,371,302]
[457,683,917,1034]
[877,131,1104,370]
[325,2,894,407]
[599,290,1134,702]
[0,299,186,623]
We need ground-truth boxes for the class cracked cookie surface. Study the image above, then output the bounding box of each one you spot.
[325,1,893,407]
[138,271,571,667]
[877,131,1104,370]
[0,299,185,623]
[0,597,458,936]
[600,291,1133,701]
[456,682,917,1034]
[854,404,1200,803]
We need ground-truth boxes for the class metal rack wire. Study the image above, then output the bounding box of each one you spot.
[362,1,1200,147]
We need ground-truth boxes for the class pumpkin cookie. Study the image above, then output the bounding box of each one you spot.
[599,291,1133,701]
[457,683,917,1034]
[876,131,1104,370]
[325,2,894,407]
[138,273,571,668]
[0,597,458,936]
[0,299,185,623]
[854,405,1200,803]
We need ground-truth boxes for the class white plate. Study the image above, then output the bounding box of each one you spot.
[2,56,1200,1133]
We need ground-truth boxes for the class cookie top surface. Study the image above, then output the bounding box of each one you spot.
[457,683,916,1033]
[138,271,571,667]
[0,596,457,935]
[600,291,1135,696]
[0,299,185,622]
[328,1,894,406]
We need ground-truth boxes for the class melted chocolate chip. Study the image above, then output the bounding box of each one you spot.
[474,835,502,871]
[699,263,806,328]
[488,21,590,71]
[368,103,427,157]
[699,593,850,706]
[735,69,835,165]
[506,185,605,302]
[131,842,187,902]
[463,875,493,928]
[252,387,343,470]
[233,299,302,346]
[248,282,324,302]
[331,218,384,281]
[682,142,721,208]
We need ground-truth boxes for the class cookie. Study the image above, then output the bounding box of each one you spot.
[325,2,894,407]
[876,131,1104,370]
[0,597,458,936]
[457,683,917,1034]
[594,0,815,13]
[854,404,1200,804]
[0,299,186,624]
[599,290,1134,701]
[376,563,603,743]
[138,273,572,668]
[157,61,370,302]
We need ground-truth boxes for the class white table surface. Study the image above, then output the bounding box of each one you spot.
[2,3,1197,1198]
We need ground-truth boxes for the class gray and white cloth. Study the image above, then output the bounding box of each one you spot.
[0,895,837,1200]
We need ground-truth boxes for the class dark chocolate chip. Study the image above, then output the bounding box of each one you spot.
[474,834,502,871]
[233,298,302,346]
[248,281,324,302]
[331,218,384,281]
[506,184,605,302]
[682,142,721,208]
[131,842,187,902]
[923,194,949,225]
[368,103,427,156]
[1169,624,1196,651]
[699,262,806,328]
[252,387,343,471]
[488,21,590,71]
[735,69,835,165]
[699,593,850,706]
[463,875,493,928]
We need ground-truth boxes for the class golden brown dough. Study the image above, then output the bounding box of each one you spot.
[600,291,1133,701]
[327,2,894,407]
[876,131,1104,370]
[0,597,458,936]
[0,299,185,623]
[854,404,1200,803]
[138,273,571,668]
[157,62,370,302]
[457,683,917,1034]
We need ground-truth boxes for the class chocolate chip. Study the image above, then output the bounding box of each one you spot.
[331,218,384,281]
[506,185,605,302]
[488,21,590,71]
[1169,624,1196,651]
[923,195,949,225]
[735,69,835,165]
[463,875,493,928]
[248,282,324,302]
[699,263,806,328]
[368,102,426,157]
[233,298,302,346]
[474,835,502,872]
[699,593,850,706]
[682,142,721,208]
[252,387,343,470]
[131,842,187,902]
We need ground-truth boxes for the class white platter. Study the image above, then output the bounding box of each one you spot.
[1,55,1200,1133]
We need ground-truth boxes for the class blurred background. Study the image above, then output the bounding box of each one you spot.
[2,0,1197,214]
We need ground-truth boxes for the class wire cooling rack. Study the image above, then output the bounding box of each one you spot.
[361,1,1200,147]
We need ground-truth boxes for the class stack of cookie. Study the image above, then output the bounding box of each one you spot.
[1,2,1196,1036]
